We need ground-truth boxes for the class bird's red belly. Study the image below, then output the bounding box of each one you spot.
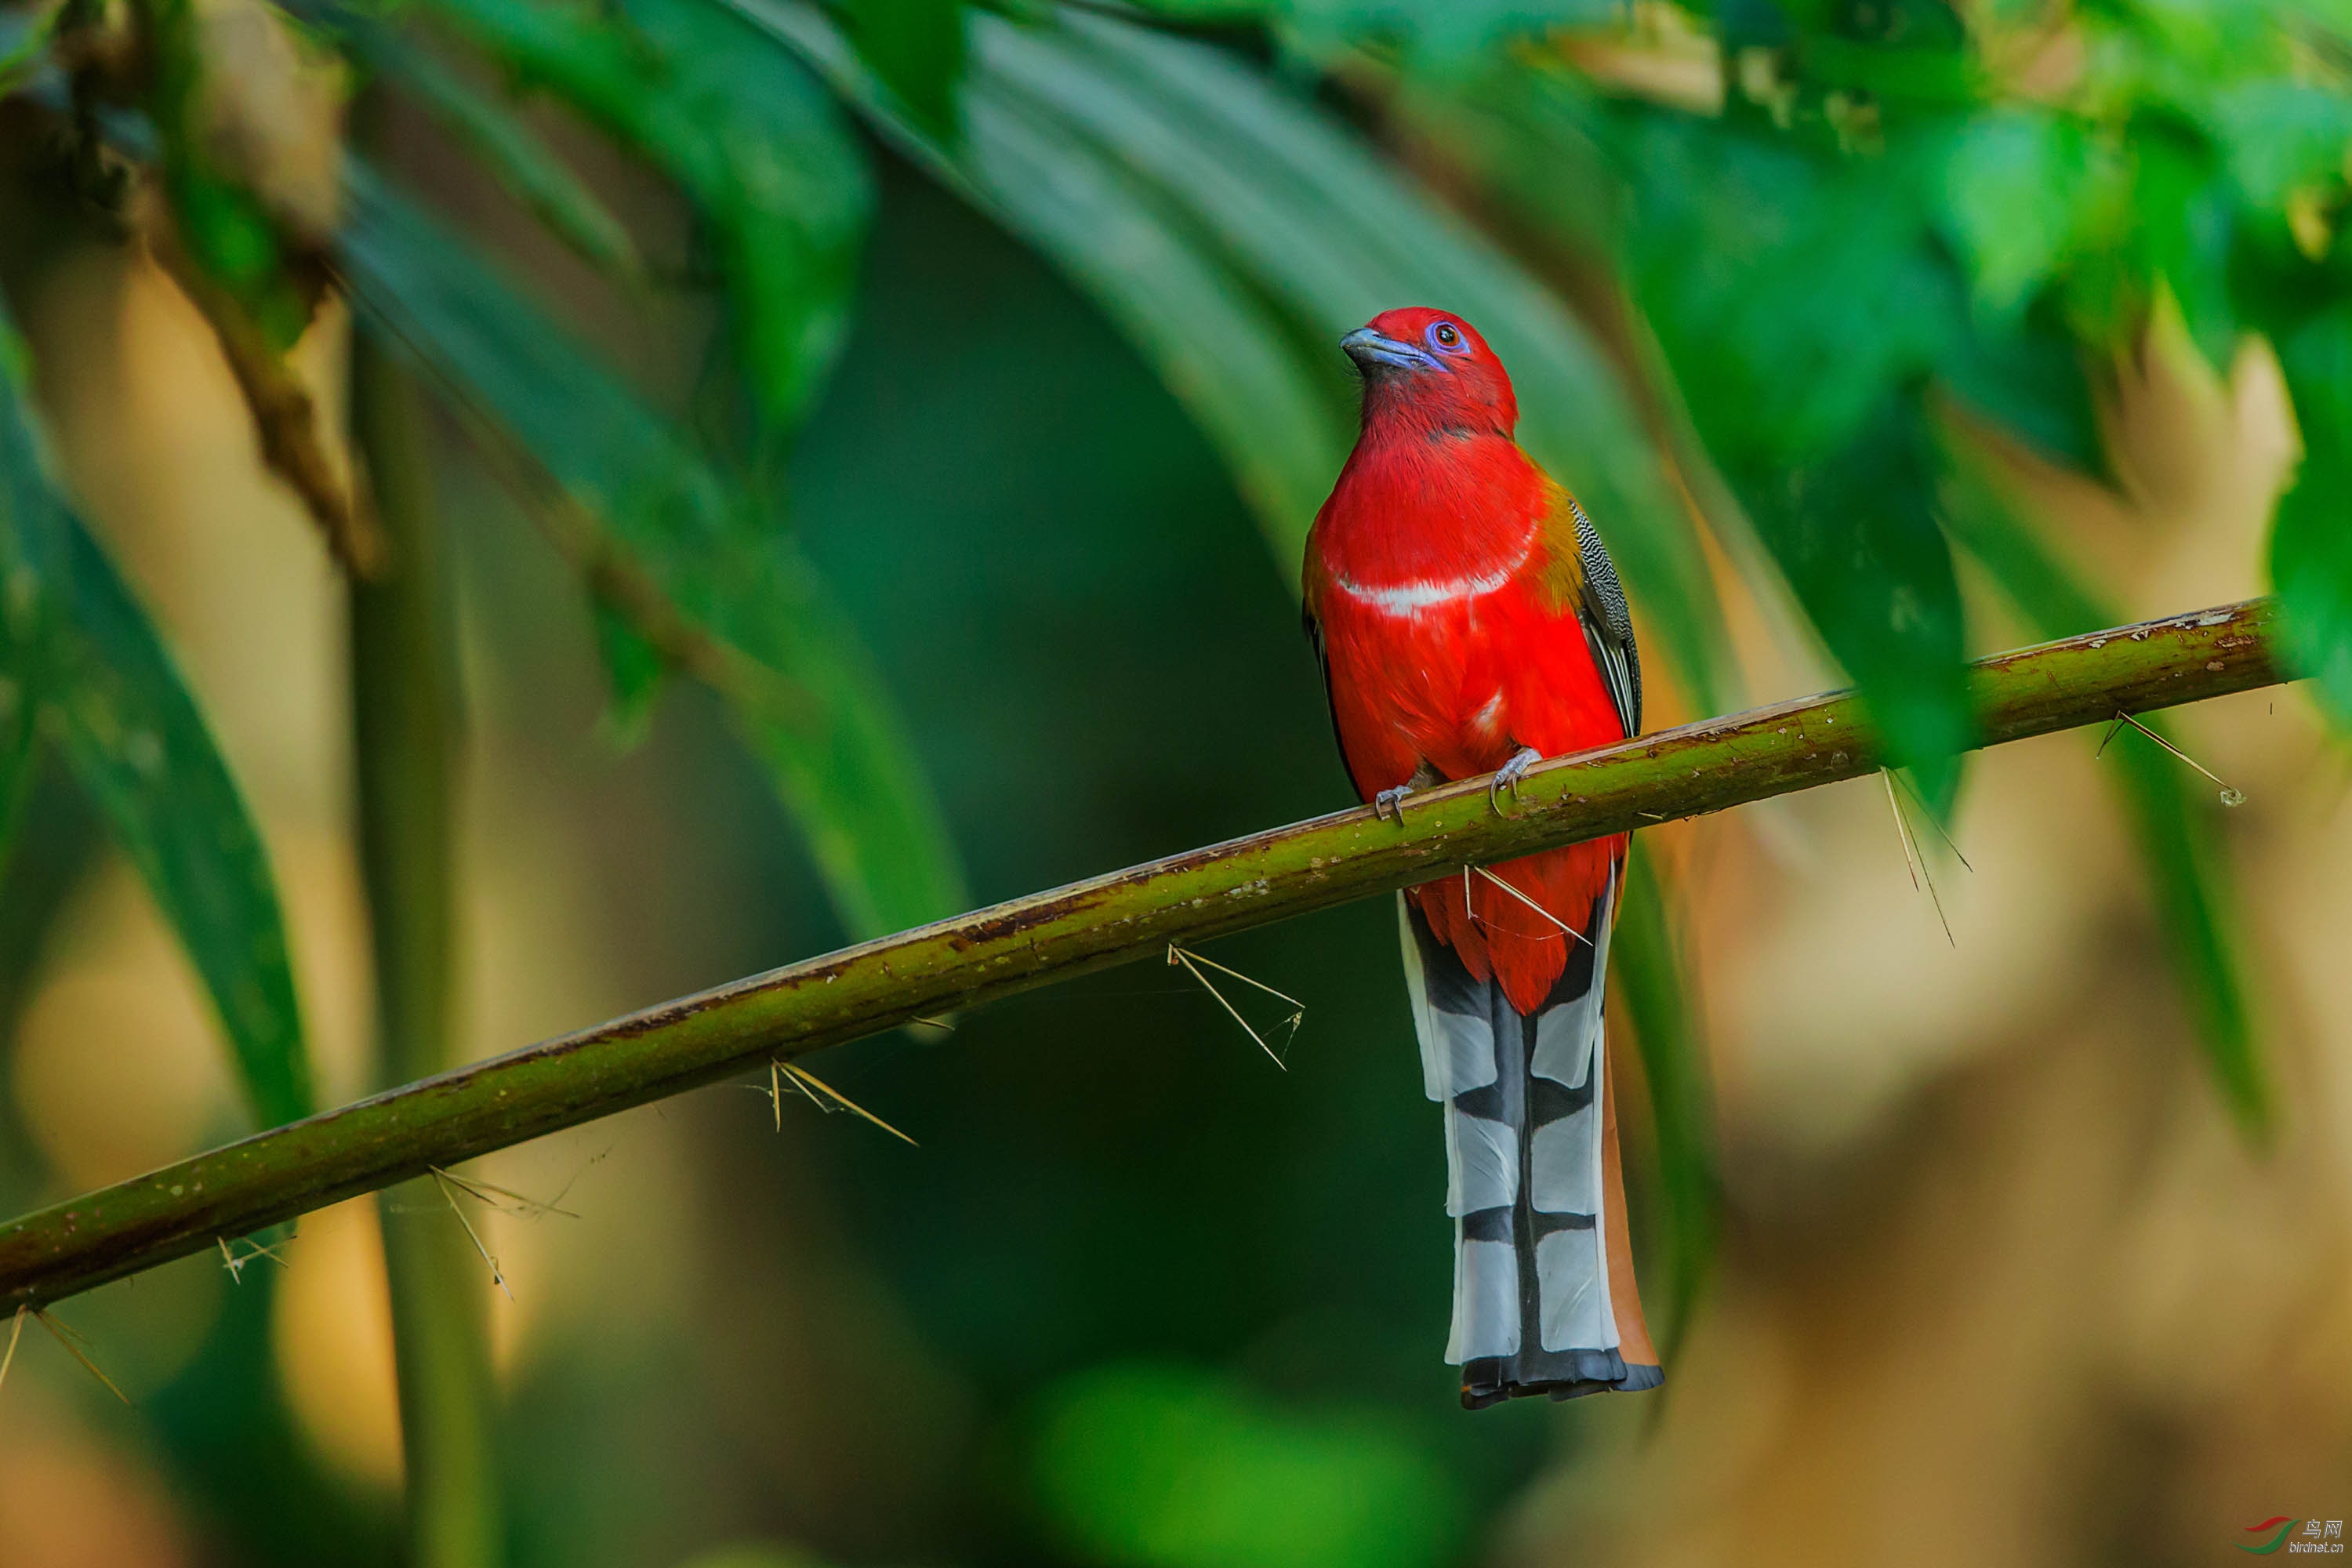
[1318,580,1626,1013]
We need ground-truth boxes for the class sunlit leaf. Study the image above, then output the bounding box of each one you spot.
[1936,109,2099,317]
[1610,841,1715,1354]
[2208,80,2352,223]
[339,169,967,935]
[1944,461,2270,1137]
[0,342,312,1126]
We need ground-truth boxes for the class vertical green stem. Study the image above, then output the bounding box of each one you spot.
[351,330,504,1568]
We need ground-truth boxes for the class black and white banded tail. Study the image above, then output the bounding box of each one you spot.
[1398,873,1661,1407]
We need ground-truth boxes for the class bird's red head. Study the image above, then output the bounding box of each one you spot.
[1341,307,1519,437]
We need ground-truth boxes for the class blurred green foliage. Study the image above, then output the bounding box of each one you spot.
[1031,1363,1461,1568]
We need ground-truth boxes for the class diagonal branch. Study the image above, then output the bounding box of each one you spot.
[0,599,2287,1310]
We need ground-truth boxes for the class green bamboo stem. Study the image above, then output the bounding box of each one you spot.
[0,597,2286,1309]
[351,332,504,1568]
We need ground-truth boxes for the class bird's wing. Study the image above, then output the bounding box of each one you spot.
[1561,495,1642,739]
[1301,598,1352,770]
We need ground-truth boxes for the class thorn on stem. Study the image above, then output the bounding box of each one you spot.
[0,1306,24,1400]
[1168,945,1304,1069]
[1882,770,1955,948]
[33,1308,128,1403]
[429,1168,515,1301]
[767,1060,920,1146]
[1885,770,1974,873]
[216,1234,291,1283]
[2099,708,2247,806]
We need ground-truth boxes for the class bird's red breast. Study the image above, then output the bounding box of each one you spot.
[1302,307,1632,1014]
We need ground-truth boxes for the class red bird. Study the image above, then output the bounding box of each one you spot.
[1302,307,1659,1408]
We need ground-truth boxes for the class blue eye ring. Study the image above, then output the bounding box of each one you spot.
[1426,321,1466,353]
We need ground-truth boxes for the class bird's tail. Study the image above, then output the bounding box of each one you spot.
[1397,877,1661,1408]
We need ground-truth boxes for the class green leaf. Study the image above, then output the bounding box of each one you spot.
[1733,397,1973,808]
[341,15,645,279]
[1944,463,2269,1137]
[2209,80,2352,220]
[2273,307,2352,722]
[1617,122,1972,791]
[833,0,967,140]
[0,648,32,877]
[53,520,316,1126]
[0,350,312,1127]
[589,595,668,747]
[1936,109,2099,317]
[339,169,967,935]
[1611,842,1715,1356]
[416,0,873,428]
[1937,312,2105,476]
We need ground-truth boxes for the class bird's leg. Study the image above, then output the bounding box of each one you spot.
[1488,746,1543,815]
[1372,761,1443,826]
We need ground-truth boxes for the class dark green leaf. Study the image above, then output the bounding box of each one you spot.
[416,0,873,428]
[2273,307,2352,721]
[52,517,315,1126]
[590,596,669,747]
[0,651,31,877]
[1611,842,1715,1356]
[0,328,312,1127]
[1625,122,1961,464]
[339,169,967,935]
[0,760,103,1050]
[833,0,967,140]
[1944,463,2269,1137]
[1937,314,2105,476]
[1733,397,1973,807]
[1617,122,1972,790]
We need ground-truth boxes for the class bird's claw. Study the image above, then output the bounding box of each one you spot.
[1488,746,1542,815]
[1373,785,1412,825]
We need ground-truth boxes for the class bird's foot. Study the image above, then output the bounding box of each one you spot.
[1373,785,1413,825]
[1488,746,1543,815]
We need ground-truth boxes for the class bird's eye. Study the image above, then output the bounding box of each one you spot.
[1430,322,1462,350]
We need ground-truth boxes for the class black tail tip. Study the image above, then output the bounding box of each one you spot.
[1459,1356,1663,1410]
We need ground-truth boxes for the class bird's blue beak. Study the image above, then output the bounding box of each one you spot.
[1341,326,1441,374]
